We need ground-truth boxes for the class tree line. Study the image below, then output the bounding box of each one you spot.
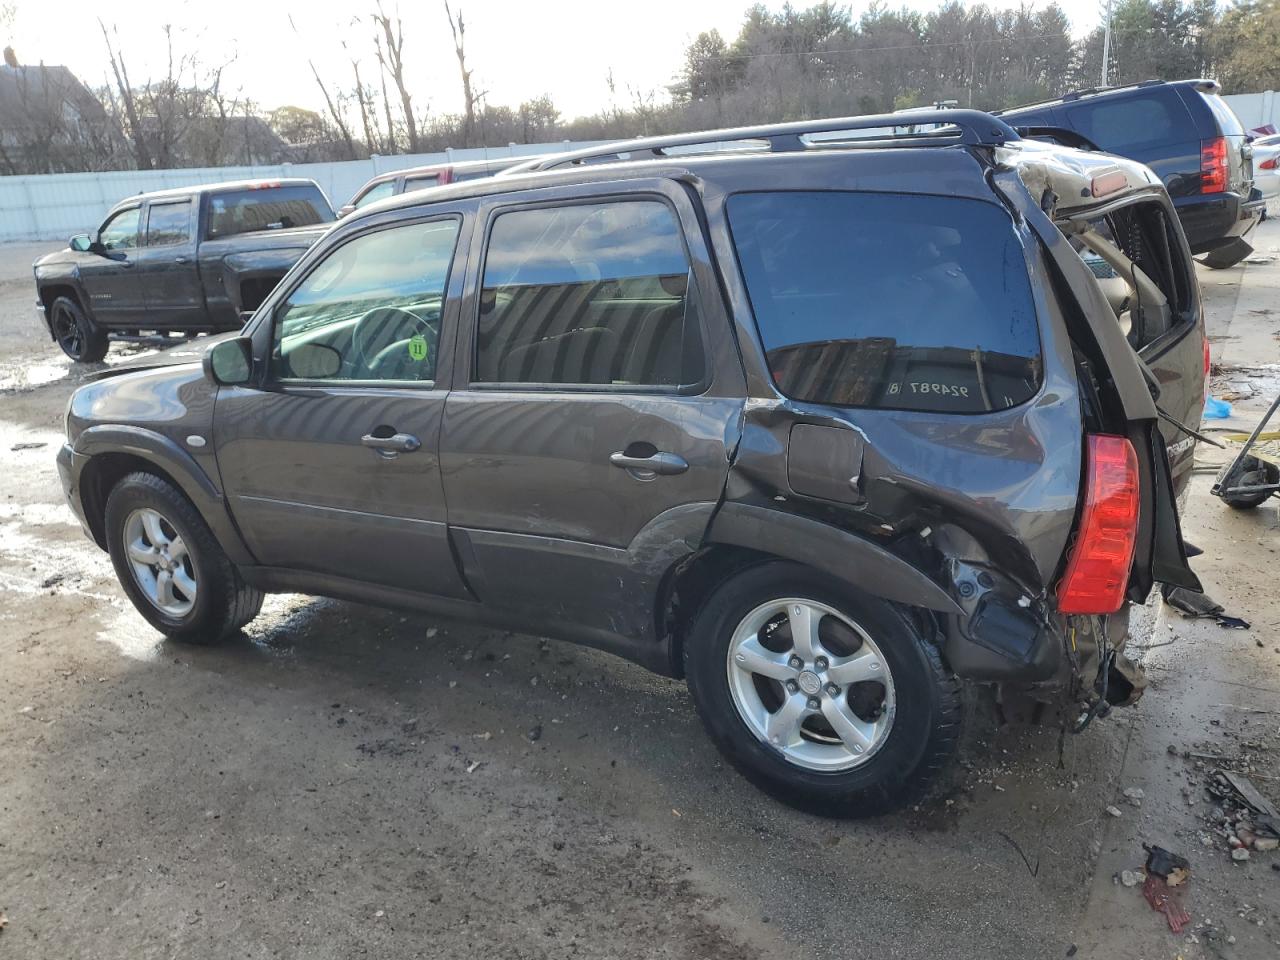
[1,0,1278,176]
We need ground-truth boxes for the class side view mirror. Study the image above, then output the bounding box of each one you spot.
[285,342,342,379]
[204,337,253,386]
[69,234,92,252]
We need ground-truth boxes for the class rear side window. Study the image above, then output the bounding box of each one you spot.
[1066,94,1191,153]
[1198,92,1245,136]
[206,185,334,239]
[727,191,1042,413]
[145,200,191,246]
[403,175,441,193]
[475,200,704,388]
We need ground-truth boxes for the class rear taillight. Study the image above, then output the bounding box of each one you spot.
[1058,435,1140,615]
[1203,335,1211,399]
[1201,137,1228,193]
[1260,156,1278,171]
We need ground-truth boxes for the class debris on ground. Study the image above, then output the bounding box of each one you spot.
[1205,769,1280,857]
[1105,804,1123,818]
[1141,845,1192,933]
[1123,786,1145,806]
[10,441,46,451]
[1161,585,1251,629]
[1119,869,1143,887]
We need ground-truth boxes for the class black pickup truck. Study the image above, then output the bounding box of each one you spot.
[33,179,335,362]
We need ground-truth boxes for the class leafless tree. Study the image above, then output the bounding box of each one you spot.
[444,1,484,148]
[289,14,358,160]
[373,1,419,152]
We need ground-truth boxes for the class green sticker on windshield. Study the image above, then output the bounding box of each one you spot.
[407,335,428,362]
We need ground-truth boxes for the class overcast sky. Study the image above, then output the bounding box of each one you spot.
[8,0,1110,120]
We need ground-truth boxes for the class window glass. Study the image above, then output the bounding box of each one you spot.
[476,200,703,387]
[207,185,333,239]
[272,219,460,383]
[145,201,191,246]
[1199,93,1245,136]
[727,191,1042,412]
[403,175,441,193]
[453,168,494,182]
[1067,95,1189,152]
[99,207,140,251]
[353,180,396,209]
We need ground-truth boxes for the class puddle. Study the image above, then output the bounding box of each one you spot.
[0,344,163,393]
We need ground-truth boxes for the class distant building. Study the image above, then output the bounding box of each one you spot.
[0,50,120,174]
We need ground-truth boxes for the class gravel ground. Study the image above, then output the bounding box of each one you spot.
[1,231,1277,959]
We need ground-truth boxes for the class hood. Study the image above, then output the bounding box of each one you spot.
[83,332,237,382]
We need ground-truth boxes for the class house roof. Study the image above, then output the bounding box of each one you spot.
[0,63,107,123]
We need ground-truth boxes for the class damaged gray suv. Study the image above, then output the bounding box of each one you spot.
[58,111,1207,816]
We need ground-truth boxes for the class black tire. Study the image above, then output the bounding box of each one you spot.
[1223,457,1279,510]
[104,472,263,643]
[48,295,108,363]
[684,561,961,818]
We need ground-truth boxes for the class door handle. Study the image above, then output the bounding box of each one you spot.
[609,450,689,476]
[174,255,190,264]
[361,431,421,455]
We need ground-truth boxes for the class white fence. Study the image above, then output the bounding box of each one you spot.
[0,141,595,244]
[1224,91,1280,132]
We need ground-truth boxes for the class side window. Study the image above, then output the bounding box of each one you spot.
[475,200,704,388]
[353,180,396,210]
[99,207,140,251]
[271,218,461,383]
[1066,95,1190,153]
[145,201,192,247]
[403,175,440,193]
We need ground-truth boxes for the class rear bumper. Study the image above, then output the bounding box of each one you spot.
[1176,191,1263,253]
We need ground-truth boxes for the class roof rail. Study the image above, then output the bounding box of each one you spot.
[1001,78,1219,113]
[510,109,1020,173]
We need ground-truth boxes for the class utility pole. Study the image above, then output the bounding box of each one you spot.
[1101,0,1113,87]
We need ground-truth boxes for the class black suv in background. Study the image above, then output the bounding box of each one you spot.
[57,113,1205,817]
[1001,79,1262,268]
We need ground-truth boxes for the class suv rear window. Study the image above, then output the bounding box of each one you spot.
[207,185,334,239]
[1198,92,1245,136]
[727,191,1042,413]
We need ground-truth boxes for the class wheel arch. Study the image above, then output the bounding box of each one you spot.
[37,281,92,336]
[75,426,254,565]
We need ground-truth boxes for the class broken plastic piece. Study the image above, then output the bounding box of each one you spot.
[1141,846,1191,933]
[1161,585,1251,629]
[1144,845,1191,887]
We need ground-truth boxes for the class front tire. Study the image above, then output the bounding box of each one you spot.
[104,472,262,643]
[684,561,961,817]
[48,295,108,363]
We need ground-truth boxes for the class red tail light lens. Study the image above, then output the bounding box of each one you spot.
[1201,137,1228,193]
[1203,334,1211,399]
[1260,156,1278,171]
[1058,435,1140,615]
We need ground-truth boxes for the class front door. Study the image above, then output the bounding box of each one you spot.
[214,212,472,598]
[80,205,147,327]
[134,198,203,329]
[439,186,744,641]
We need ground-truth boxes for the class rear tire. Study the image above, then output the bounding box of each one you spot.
[104,472,262,643]
[684,561,961,817]
[49,295,107,363]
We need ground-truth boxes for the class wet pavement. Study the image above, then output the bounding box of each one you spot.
[1,231,1279,959]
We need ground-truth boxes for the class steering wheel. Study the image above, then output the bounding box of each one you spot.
[350,306,435,379]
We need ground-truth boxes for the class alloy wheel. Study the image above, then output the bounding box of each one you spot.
[726,597,896,772]
[122,507,198,617]
[52,305,83,358]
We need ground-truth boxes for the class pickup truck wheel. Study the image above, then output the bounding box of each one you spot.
[104,472,263,643]
[49,295,107,363]
[684,561,961,817]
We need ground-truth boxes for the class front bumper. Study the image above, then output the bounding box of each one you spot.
[56,442,92,540]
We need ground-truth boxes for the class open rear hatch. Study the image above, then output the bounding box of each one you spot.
[993,161,1202,601]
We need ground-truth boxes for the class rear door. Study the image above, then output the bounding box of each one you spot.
[439,180,745,642]
[134,198,202,328]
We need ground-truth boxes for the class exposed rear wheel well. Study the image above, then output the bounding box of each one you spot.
[79,453,187,550]
[658,543,944,678]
